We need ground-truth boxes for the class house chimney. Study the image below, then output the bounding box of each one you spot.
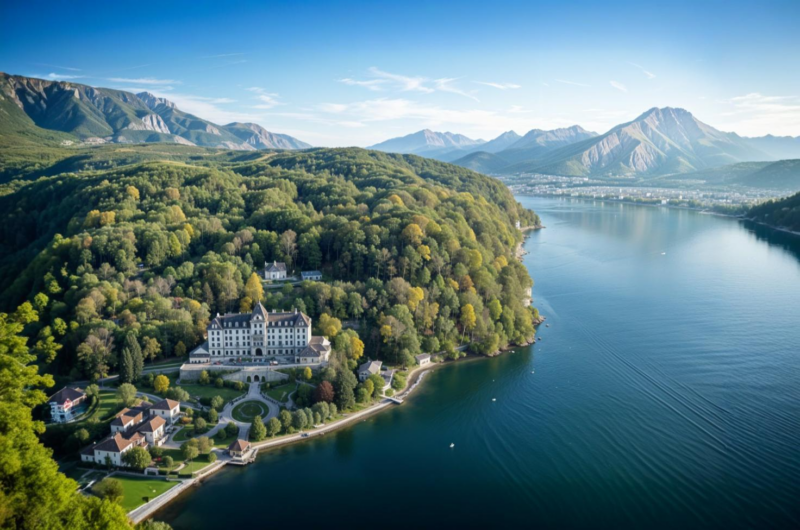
[294,308,297,314]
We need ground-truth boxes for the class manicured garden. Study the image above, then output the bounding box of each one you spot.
[101,475,177,512]
[231,400,268,422]
[264,382,295,403]
[182,383,245,404]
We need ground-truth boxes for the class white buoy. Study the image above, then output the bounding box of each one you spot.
[450,443,455,448]
[492,398,496,402]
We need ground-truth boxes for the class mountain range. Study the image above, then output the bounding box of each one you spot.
[371,108,800,179]
[0,73,310,150]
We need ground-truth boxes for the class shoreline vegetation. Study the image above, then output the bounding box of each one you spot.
[143,341,534,523]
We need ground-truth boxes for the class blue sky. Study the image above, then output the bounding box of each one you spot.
[2,0,799,146]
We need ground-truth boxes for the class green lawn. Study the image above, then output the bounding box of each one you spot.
[181,383,245,404]
[96,475,177,512]
[231,400,268,422]
[171,426,195,443]
[265,383,295,403]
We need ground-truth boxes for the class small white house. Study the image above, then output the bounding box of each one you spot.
[264,261,287,280]
[48,387,87,423]
[415,354,431,367]
[358,360,382,382]
[301,270,323,281]
[189,341,211,364]
[150,398,181,424]
[80,432,145,467]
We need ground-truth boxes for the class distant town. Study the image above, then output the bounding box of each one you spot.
[500,173,783,213]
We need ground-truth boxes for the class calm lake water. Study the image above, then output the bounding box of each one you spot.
[157,197,800,529]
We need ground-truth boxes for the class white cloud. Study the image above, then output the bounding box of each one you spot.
[434,78,479,101]
[247,87,283,109]
[34,63,81,72]
[316,97,557,133]
[556,79,591,87]
[48,72,84,80]
[628,62,656,79]
[368,67,433,93]
[717,92,800,136]
[473,81,521,90]
[339,78,385,91]
[108,77,179,85]
[610,81,628,93]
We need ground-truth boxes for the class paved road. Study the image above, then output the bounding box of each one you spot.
[205,382,279,441]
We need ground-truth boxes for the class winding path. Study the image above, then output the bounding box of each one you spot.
[205,382,280,440]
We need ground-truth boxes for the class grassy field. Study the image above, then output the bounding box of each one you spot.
[265,383,295,403]
[181,383,245,404]
[232,400,268,422]
[171,426,195,443]
[96,475,177,512]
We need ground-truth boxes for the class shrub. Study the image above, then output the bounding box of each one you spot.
[93,478,124,504]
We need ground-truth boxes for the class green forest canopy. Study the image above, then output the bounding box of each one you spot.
[0,145,540,383]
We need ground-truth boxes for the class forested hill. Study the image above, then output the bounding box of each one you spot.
[0,145,540,382]
[747,191,800,232]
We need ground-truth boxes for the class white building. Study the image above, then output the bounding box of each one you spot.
[415,354,431,366]
[150,398,181,424]
[358,360,382,382]
[264,261,287,280]
[301,270,323,281]
[80,401,175,467]
[48,387,87,423]
[195,302,330,364]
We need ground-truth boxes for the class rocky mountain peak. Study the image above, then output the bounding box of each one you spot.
[136,91,176,110]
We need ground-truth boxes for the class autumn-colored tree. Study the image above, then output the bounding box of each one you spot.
[402,223,424,245]
[125,185,140,201]
[244,272,264,304]
[460,303,477,342]
[154,374,170,394]
[313,380,335,403]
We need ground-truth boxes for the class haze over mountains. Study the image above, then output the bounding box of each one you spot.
[0,73,310,150]
[372,107,800,180]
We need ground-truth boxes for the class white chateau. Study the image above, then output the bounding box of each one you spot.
[190,302,331,364]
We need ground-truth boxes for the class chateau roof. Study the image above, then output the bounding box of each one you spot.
[209,307,311,329]
[48,386,86,405]
[151,398,180,410]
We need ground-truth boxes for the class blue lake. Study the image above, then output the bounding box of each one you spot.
[157,197,800,529]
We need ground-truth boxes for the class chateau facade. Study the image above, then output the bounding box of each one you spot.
[191,302,331,364]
